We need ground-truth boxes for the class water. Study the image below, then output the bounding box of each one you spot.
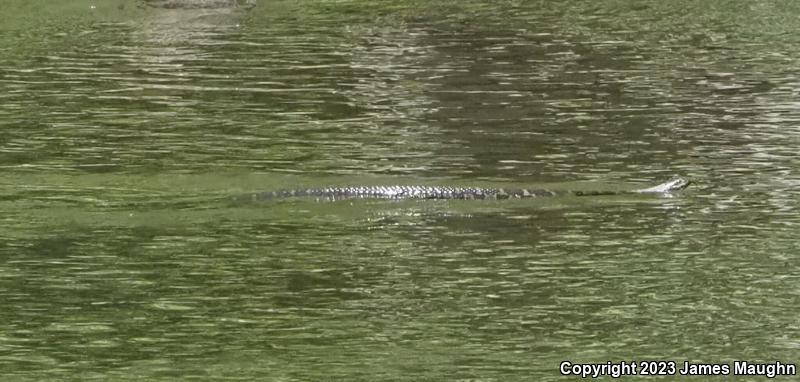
[1,0,798,380]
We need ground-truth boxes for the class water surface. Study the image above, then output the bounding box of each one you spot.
[1,0,798,380]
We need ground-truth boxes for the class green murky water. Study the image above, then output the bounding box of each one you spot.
[1,0,798,380]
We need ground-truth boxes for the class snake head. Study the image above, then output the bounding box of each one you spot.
[636,178,691,193]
